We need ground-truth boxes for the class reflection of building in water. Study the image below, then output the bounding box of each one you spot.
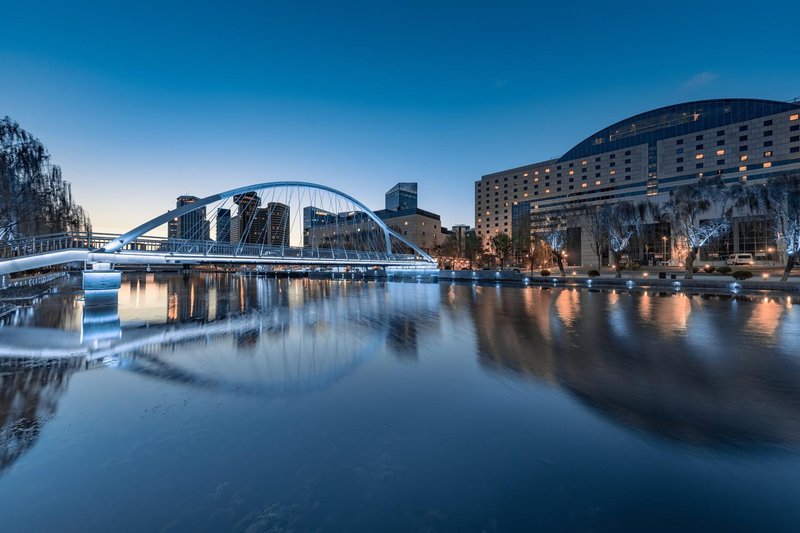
[471,287,800,448]
[166,274,210,323]
[0,361,79,474]
[387,316,418,360]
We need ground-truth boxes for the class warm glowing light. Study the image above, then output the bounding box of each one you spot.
[569,170,575,175]
[739,166,747,171]
[581,183,588,188]
[643,272,648,277]
[695,153,704,159]
[764,162,772,168]
[791,114,799,121]
[762,272,769,279]
[716,149,725,156]
[764,150,773,157]
[595,180,601,185]
[740,155,749,161]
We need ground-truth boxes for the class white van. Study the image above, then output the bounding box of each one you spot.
[726,253,754,266]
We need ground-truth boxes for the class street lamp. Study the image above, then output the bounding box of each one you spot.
[662,236,668,265]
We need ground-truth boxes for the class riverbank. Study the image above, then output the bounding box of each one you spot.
[438,269,800,296]
[0,272,69,317]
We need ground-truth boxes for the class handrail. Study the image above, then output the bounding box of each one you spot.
[0,231,425,262]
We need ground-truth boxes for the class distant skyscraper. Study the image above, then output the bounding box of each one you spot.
[233,192,261,244]
[176,195,209,240]
[216,208,231,243]
[303,206,336,246]
[385,182,418,211]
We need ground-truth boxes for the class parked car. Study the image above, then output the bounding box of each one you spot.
[726,253,754,266]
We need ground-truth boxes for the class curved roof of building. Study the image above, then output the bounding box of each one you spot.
[559,98,800,162]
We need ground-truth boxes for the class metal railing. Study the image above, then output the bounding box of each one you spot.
[0,231,426,263]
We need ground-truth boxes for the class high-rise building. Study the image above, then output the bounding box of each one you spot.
[233,192,261,244]
[303,206,336,246]
[216,208,231,243]
[476,98,800,266]
[385,182,418,211]
[175,195,209,241]
[248,202,290,247]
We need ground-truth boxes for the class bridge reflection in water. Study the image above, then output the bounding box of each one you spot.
[1,277,800,480]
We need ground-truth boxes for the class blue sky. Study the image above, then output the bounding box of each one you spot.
[2,0,799,233]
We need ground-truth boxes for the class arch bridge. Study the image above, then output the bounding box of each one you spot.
[0,181,437,275]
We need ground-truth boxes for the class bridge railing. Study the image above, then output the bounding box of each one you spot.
[0,232,425,263]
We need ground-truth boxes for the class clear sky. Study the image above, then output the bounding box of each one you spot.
[2,0,799,234]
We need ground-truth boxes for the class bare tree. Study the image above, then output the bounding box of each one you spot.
[667,177,744,279]
[580,205,608,269]
[750,172,800,281]
[603,201,647,278]
[532,207,576,276]
[0,117,91,240]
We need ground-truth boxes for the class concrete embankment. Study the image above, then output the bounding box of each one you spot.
[437,270,800,295]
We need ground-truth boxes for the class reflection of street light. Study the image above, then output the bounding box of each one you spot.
[662,236,668,264]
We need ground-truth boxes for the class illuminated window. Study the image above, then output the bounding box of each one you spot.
[404,221,408,225]
[534,177,539,182]
[478,218,482,223]
[545,168,550,173]
[494,185,499,189]
[764,150,773,157]
[716,149,725,156]
[523,173,528,177]
[739,155,748,162]
[486,211,490,215]
[581,183,588,188]
[523,193,528,197]
[568,170,574,175]
[791,114,799,121]
[763,162,772,168]
[581,160,587,165]
[739,166,747,172]
[609,169,616,175]
[534,170,539,175]
[595,180,601,185]
[695,153,704,159]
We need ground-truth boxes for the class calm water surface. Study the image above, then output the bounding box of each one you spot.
[1,273,800,532]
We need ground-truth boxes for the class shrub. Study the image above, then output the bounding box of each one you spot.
[628,262,640,271]
[692,266,700,273]
[703,265,716,274]
[716,266,732,275]
[540,269,551,277]
[587,269,600,278]
[731,270,753,280]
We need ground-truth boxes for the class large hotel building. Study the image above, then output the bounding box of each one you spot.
[475,98,800,266]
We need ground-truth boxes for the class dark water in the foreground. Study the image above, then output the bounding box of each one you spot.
[1,273,800,532]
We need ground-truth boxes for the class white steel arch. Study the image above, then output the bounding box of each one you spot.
[101,181,435,263]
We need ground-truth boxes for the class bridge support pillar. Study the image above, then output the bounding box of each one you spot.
[82,263,121,346]
[82,262,122,291]
[0,274,7,289]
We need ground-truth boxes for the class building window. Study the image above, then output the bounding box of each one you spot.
[716,149,725,156]
[764,140,773,147]
[696,135,704,141]
[764,119,773,126]
[763,162,772,168]
[676,166,684,172]
[696,144,704,150]
[595,180,601,185]
[717,130,725,136]
[695,153,704,159]
[624,151,631,156]
[676,139,684,145]
[739,166,747,172]
[696,163,704,169]
[740,155,749,161]
[764,150,773,157]
[791,146,800,153]
[764,130,773,137]
[676,157,684,163]
[676,148,684,154]
[790,114,799,121]
[792,125,800,131]
[740,145,748,152]
[791,135,800,142]
[739,135,748,142]
[717,140,725,146]
[739,125,748,131]
[717,159,725,165]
